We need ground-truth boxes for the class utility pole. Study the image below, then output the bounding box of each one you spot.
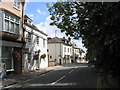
[55,30,57,65]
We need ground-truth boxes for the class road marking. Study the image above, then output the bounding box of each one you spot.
[68,69,74,74]
[51,76,66,85]
[3,73,47,89]
[75,66,78,69]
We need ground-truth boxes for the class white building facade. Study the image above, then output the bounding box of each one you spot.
[23,15,48,72]
[47,37,73,65]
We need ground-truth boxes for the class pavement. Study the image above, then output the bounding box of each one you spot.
[0,65,63,89]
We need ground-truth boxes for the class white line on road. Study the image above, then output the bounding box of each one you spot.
[51,76,66,85]
[68,69,74,74]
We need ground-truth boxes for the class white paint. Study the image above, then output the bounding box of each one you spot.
[51,76,66,85]
[68,69,74,74]
[24,17,48,72]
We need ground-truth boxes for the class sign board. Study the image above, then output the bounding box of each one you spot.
[22,48,29,54]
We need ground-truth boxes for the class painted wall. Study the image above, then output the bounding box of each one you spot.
[24,24,48,72]
[48,42,73,65]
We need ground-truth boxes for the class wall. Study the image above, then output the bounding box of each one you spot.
[24,24,48,72]
[0,0,22,17]
[62,44,72,64]
[48,43,62,65]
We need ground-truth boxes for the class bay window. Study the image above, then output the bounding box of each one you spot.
[4,12,20,35]
[13,0,21,10]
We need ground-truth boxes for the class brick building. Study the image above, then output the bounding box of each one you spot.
[0,0,25,74]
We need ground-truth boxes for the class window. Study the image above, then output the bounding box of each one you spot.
[68,48,69,52]
[4,13,20,35]
[1,46,13,71]
[13,0,21,10]
[37,36,39,44]
[43,39,45,47]
[64,47,66,52]
[5,20,9,31]
[15,24,19,34]
[10,22,14,32]
[70,48,71,53]
[28,33,31,45]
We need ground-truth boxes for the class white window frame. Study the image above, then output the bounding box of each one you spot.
[43,39,45,47]
[64,47,66,52]
[13,0,21,10]
[37,36,39,45]
[3,12,20,35]
[0,46,14,72]
[27,32,31,45]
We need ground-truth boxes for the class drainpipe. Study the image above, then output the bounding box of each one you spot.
[21,1,25,74]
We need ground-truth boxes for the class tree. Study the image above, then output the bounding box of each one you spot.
[47,2,120,77]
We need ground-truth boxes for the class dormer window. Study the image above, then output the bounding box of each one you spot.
[13,0,21,10]
[27,19,32,25]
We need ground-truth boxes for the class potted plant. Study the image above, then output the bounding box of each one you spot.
[40,54,46,59]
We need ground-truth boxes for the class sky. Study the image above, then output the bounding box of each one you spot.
[24,1,87,56]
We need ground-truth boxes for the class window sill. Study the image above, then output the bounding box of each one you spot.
[13,6,20,11]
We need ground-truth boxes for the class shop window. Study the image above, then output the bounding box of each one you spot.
[1,47,13,71]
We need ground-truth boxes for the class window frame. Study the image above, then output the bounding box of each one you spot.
[3,12,20,35]
[43,39,45,47]
[37,36,39,45]
[13,0,21,10]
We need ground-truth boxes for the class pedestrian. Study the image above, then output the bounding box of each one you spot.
[0,60,7,80]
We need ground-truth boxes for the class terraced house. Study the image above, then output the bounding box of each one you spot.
[0,0,25,74]
[23,15,48,72]
[47,37,85,66]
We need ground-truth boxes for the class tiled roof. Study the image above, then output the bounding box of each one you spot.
[48,37,63,43]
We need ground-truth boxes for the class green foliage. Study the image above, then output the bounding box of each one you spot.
[47,2,120,77]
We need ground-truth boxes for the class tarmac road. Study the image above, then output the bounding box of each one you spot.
[6,63,97,89]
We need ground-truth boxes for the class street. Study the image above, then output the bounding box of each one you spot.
[6,63,97,89]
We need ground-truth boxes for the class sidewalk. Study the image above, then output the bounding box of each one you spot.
[0,65,63,89]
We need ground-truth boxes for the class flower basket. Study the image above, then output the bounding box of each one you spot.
[41,54,46,59]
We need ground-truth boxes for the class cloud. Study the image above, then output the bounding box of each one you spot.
[35,15,66,38]
[37,9,42,14]
[37,9,46,15]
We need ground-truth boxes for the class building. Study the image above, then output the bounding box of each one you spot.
[0,0,25,74]
[23,15,48,72]
[47,37,74,66]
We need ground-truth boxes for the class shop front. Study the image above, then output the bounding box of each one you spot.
[0,40,23,74]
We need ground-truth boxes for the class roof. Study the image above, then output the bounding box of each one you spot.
[48,37,72,46]
[24,22,48,36]
[48,37,63,43]
[79,48,85,53]
[24,15,47,36]
[24,15,33,21]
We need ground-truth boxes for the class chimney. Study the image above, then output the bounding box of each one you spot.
[47,37,52,40]
[68,37,71,42]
